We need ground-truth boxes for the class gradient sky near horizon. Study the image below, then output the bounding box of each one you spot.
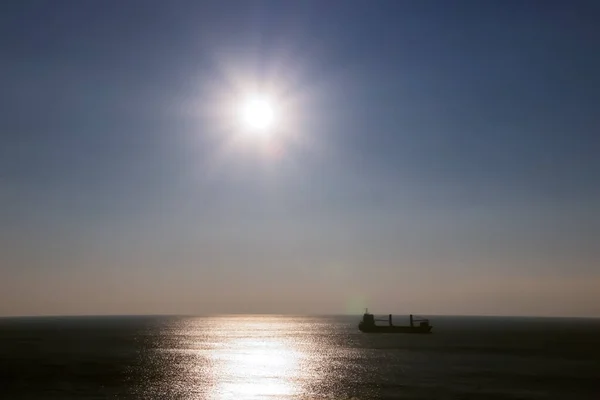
[1,0,599,317]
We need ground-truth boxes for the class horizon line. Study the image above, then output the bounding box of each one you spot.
[1,312,598,320]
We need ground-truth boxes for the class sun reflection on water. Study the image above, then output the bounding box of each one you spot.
[145,315,359,399]
[209,335,303,399]
[190,316,319,399]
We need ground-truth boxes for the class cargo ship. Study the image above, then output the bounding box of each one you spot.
[358,309,432,334]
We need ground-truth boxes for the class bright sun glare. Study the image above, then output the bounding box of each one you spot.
[240,95,275,133]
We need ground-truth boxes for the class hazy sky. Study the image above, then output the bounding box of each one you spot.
[1,0,599,317]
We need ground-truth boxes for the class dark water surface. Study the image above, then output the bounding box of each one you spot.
[0,315,599,399]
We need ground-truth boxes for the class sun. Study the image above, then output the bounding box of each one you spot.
[240,95,276,133]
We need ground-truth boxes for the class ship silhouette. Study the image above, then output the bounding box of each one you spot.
[358,309,432,334]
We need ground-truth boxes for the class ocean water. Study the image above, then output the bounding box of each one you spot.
[0,315,599,399]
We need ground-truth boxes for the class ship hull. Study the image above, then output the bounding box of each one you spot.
[358,324,432,334]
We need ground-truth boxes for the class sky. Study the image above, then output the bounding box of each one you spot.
[1,0,599,317]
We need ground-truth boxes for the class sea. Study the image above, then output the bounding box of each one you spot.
[0,315,599,399]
